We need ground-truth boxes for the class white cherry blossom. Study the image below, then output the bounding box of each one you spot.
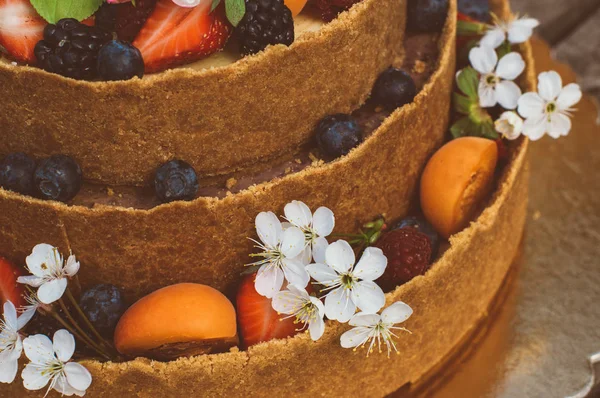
[22,330,92,396]
[469,46,525,109]
[306,240,387,323]
[481,15,540,49]
[250,212,309,298]
[495,111,524,140]
[340,301,413,357]
[272,284,326,341]
[17,244,80,304]
[284,200,335,264]
[517,71,582,140]
[172,0,205,6]
[0,301,32,384]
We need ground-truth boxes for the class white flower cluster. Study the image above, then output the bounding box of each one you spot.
[0,245,92,396]
[250,201,412,356]
[467,15,582,141]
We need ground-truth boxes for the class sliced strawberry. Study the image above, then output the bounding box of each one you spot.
[0,0,46,63]
[133,0,232,73]
[0,257,25,308]
[95,0,157,42]
[236,273,298,349]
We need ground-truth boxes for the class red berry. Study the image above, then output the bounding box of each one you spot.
[374,228,432,291]
[0,0,46,64]
[312,0,361,22]
[0,257,26,308]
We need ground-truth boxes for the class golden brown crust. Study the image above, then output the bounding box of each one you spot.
[0,0,406,186]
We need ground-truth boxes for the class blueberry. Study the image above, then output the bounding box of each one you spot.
[0,153,36,195]
[34,155,82,202]
[407,0,449,33]
[79,284,126,336]
[392,216,439,261]
[458,0,490,23]
[315,114,364,159]
[154,160,199,203]
[97,40,144,81]
[372,68,417,111]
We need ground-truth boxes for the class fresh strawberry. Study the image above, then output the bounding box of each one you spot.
[0,257,25,308]
[0,0,46,63]
[95,0,157,42]
[312,0,360,22]
[132,0,232,73]
[375,228,432,292]
[236,273,298,349]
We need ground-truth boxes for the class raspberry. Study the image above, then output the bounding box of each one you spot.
[313,0,361,22]
[375,228,432,291]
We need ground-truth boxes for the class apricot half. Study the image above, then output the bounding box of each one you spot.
[114,283,237,360]
[285,0,308,16]
[420,137,499,239]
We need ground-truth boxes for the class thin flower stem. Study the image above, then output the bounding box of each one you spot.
[49,310,111,361]
[65,287,115,352]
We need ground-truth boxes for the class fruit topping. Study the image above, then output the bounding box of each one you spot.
[33,154,82,203]
[236,272,298,348]
[236,0,294,56]
[392,216,439,261]
[97,40,144,81]
[315,114,364,159]
[0,152,36,196]
[0,0,46,64]
[79,284,126,337]
[95,0,157,42]
[457,0,490,23]
[420,137,498,239]
[371,67,417,111]
[132,0,232,74]
[34,18,112,80]
[285,0,308,16]
[375,228,432,291]
[154,159,199,203]
[407,0,449,33]
[114,283,237,360]
[313,0,360,22]
[0,256,25,308]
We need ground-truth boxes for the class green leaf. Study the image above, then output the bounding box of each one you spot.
[225,0,246,27]
[456,67,479,101]
[453,92,473,115]
[30,0,103,24]
[479,121,500,140]
[211,0,222,12]
[457,20,486,36]
[450,117,475,139]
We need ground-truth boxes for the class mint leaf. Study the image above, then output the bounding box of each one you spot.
[30,0,103,24]
[211,0,222,12]
[456,67,479,101]
[225,0,246,27]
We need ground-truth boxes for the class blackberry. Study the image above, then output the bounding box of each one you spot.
[237,0,294,56]
[34,18,112,80]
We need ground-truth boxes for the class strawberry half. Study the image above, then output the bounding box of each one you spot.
[236,273,298,349]
[0,0,46,63]
[0,256,25,308]
[132,0,232,74]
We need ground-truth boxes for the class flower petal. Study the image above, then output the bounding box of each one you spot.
[306,263,339,286]
[537,71,562,101]
[348,312,381,327]
[353,247,387,281]
[496,52,525,81]
[548,113,572,138]
[64,255,80,277]
[282,258,310,288]
[312,207,335,237]
[280,227,306,259]
[325,240,355,274]
[495,111,523,140]
[496,80,522,110]
[296,245,312,266]
[517,92,545,118]
[53,374,86,397]
[17,307,36,330]
[53,329,75,362]
[351,281,386,314]
[340,326,372,349]
[312,236,329,264]
[507,18,539,43]
[64,362,92,392]
[23,334,54,364]
[522,114,547,141]
[324,287,356,323]
[284,200,312,229]
[469,45,497,75]
[272,286,305,315]
[0,348,19,383]
[308,317,325,341]
[21,362,52,391]
[26,244,62,278]
[255,211,282,248]
[478,82,497,108]
[381,301,413,324]
[37,278,68,304]
[16,275,45,288]
[254,265,284,298]
[556,83,582,110]
[480,28,505,49]
[3,301,18,331]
